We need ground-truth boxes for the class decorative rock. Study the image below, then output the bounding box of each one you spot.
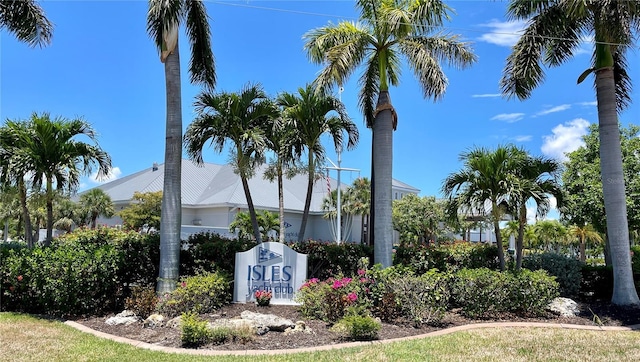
[105,310,139,326]
[143,314,165,328]
[284,320,311,335]
[547,297,580,317]
[209,318,269,335]
[240,311,295,332]
[166,316,182,329]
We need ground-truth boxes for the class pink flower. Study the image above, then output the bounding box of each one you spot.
[180,282,186,288]
[347,292,358,302]
[17,275,23,282]
[332,280,344,289]
[357,269,366,276]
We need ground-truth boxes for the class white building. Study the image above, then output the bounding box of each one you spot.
[89,160,420,243]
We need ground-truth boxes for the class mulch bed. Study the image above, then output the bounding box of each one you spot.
[72,300,640,351]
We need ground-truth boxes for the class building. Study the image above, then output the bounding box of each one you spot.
[89,160,420,242]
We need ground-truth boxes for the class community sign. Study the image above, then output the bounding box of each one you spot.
[234,242,308,305]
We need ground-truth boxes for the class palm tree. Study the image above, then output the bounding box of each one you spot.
[304,0,476,267]
[80,188,115,229]
[147,0,216,294]
[570,223,604,263]
[349,177,371,244]
[442,145,524,271]
[0,0,53,47]
[276,84,359,242]
[508,155,563,270]
[0,120,36,246]
[184,83,278,244]
[18,113,111,246]
[501,0,640,305]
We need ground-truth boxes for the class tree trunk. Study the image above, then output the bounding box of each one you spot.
[277,162,285,243]
[45,179,53,247]
[298,152,314,241]
[579,237,586,263]
[240,172,262,244]
[17,178,33,248]
[492,201,505,271]
[595,66,640,305]
[373,90,394,268]
[157,45,183,295]
[369,140,375,248]
[515,204,526,271]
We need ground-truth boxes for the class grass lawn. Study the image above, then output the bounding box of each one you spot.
[1,312,639,362]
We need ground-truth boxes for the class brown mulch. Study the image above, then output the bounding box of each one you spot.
[72,300,640,351]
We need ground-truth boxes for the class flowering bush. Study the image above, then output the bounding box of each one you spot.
[254,290,272,306]
[296,272,374,322]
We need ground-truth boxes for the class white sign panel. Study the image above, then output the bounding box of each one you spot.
[234,242,308,305]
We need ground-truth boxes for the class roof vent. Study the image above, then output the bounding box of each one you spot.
[152,162,158,171]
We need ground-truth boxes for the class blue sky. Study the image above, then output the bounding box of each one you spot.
[2,1,639,215]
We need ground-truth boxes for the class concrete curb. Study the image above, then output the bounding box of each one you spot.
[63,321,640,356]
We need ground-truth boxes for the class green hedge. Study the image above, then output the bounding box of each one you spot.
[522,253,583,298]
[451,268,559,318]
[394,242,500,274]
[289,240,373,280]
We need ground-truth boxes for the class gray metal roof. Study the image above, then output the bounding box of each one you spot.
[90,160,420,214]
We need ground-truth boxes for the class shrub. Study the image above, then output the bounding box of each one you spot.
[296,273,374,322]
[523,253,583,297]
[289,240,373,280]
[157,271,231,318]
[632,246,640,274]
[580,265,613,301]
[181,312,211,347]
[383,271,450,326]
[451,268,559,318]
[208,326,232,345]
[125,286,159,318]
[394,242,499,274]
[330,314,381,341]
[1,242,123,316]
[181,232,256,276]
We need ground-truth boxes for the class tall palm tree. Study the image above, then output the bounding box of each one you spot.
[501,0,640,305]
[0,0,53,47]
[570,223,604,263]
[80,188,115,229]
[508,154,564,270]
[184,83,278,244]
[442,145,524,271]
[147,0,216,294]
[304,0,476,267]
[19,113,111,246]
[276,84,359,242]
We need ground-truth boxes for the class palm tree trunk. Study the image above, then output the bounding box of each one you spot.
[298,153,314,241]
[369,140,375,247]
[373,90,394,268]
[595,66,640,305]
[516,205,526,271]
[157,45,183,295]
[45,179,54,247]
[579,237,586,263]
[277,162,285,243]
[241,174,262,244]
[492,201,505,271]
[17,178,33,248]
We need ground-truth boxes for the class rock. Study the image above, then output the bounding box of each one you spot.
[143,314,165,328]
[106,310,139,326]
[284,320,311,335]
[547,297,580,317]
[209,318,269,335]
[166,316,182,329]
[240,310,295,332]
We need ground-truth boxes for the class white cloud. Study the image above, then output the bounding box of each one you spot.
[578,101,597,107]
[90,166,122,184]
[491,113,525,123]
[478,19,527,47]
[535,104,571,117]
[472,93,501,98]
[541,118,590,161]
[513,135,532,142]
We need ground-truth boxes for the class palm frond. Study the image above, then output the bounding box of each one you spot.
[184,0,216,89]
[358,54,380,128]
[0,0,53,47]
[146,0,183,54]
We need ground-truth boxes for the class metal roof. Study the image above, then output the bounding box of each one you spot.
[89,160,420,214]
